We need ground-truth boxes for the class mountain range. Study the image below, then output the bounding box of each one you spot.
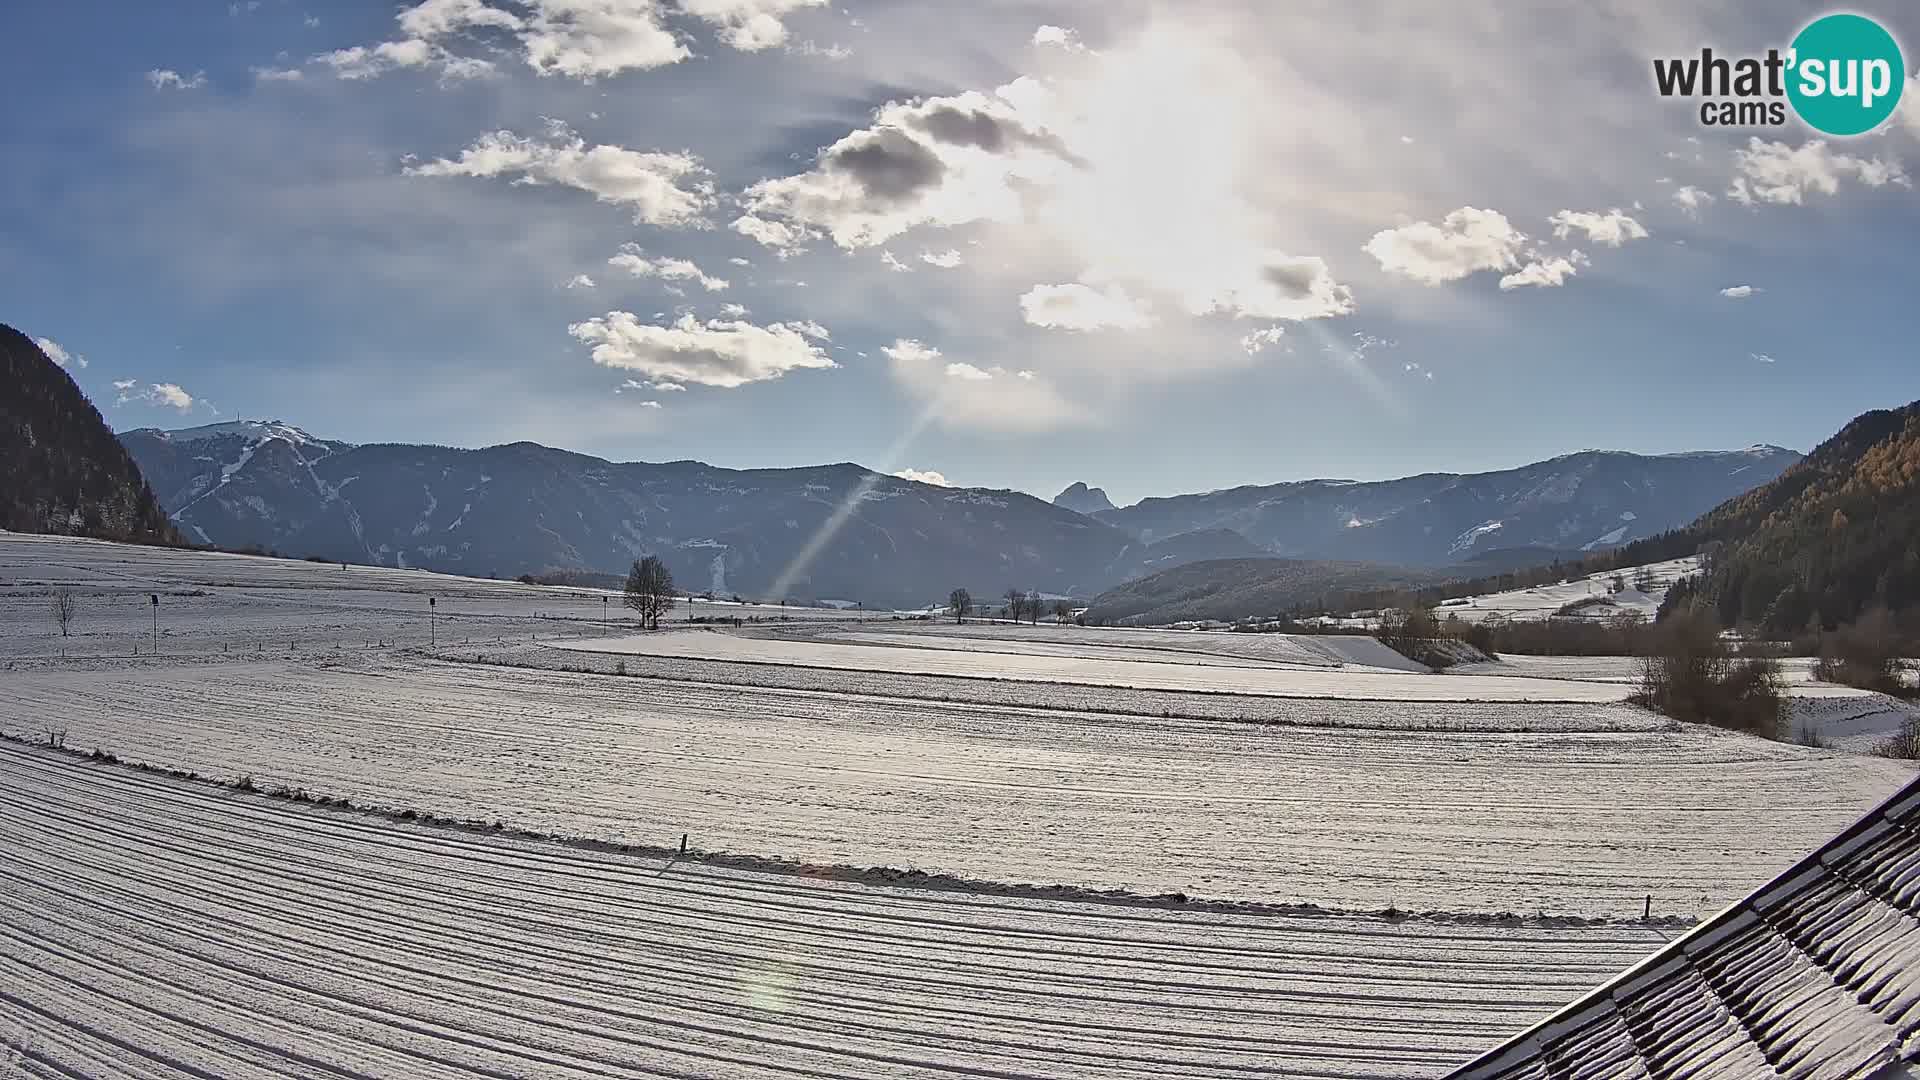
[116,419,1799,609]
[1078,445,1800,565]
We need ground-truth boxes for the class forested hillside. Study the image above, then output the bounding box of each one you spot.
[0,325,177,544]
[1671,401,1920,634]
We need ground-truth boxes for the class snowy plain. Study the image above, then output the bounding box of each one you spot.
[3,533,1916,1078]
[0,743,1674,1079]
[560,628,1634,702]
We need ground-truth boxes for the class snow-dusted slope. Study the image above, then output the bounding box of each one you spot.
[1432,556,1702,623]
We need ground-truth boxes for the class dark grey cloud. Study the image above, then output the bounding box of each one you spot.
[909,104,1078,162]
[1262,260,1325,299]
[825,129,946,203]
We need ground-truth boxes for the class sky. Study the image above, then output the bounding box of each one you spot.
[5,0,1920,505]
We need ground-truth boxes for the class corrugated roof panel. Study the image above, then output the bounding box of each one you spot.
[1617,966,1775,1079]
[1699,924,1894,1079]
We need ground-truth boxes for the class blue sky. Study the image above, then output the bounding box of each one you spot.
[6,0,1920,504]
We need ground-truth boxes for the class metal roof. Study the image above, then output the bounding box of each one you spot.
[1445,773,1920,1080]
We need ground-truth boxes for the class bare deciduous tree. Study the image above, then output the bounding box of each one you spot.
[51,587,76,637]
[1025,590,1042,625]
[1004,587,1025,623]
[948,588,972,624]
[624,556,676,631]
[1053,600,1073,624]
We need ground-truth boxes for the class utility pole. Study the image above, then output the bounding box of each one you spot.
[149,594,158,654]
[429,595,436,648]
[602,594,608,634]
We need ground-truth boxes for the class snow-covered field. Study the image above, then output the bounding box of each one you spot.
[560,628,1632,702]
[3,651,1907,917]
[0,743,1675,1079]
[1433,556,1701,623]
[4,535,1915,1077]
[0,532,891,660]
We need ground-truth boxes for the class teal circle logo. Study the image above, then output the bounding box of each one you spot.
[1787,13,1905,136]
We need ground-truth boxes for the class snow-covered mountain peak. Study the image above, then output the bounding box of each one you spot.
[156,420,336,448]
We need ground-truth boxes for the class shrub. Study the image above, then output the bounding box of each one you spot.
[1631,607,1786,739]
[1875,716,1920,760]
[1813,609,1912,696]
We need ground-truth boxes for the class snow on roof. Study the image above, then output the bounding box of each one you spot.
[1445,771,1920,1079]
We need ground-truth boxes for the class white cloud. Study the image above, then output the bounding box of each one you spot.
[738,85,1078,250]
[251,66,306,82]
[920,248,963,268]
[1240,326,1286,355]
[1018,282,1154,331]
[1720,285,1757,299]
[618,377,688,394]
[892,467,951,486]
[146,69,207,90]
[1363,207,1525,285]
[944,361,994,381]
[718,302,749,317]
[1671,185,1714,216]
[313,39,472,80]
[1726,137,1907,206]
[678,0,828,52]
[613,381,667,406]
[1897,73,1920,141]
[727,257,752,268]
[1752,352,1776,364]
[115,381,197,411]
[1548,208,1647,247]
[784,39,851,60]
[730,214,812,254]
[564,273,597,289]
[521,0,687,76]
[882,338,1078,430]
[570,311,836,388]
[880,250,912,273]
[317,0,686,84]
[406,125,714,227]
[607,244,729,290]
[397,0,524,38]
[1498,250,1587,290]
[33,338,86,369]
[1032,25,1085,52]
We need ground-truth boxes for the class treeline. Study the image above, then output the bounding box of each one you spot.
[1659,403,1920,638]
